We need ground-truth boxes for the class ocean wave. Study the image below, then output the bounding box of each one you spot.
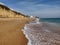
[22,18,60,45]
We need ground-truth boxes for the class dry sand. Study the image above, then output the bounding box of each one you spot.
[0,18,30,45]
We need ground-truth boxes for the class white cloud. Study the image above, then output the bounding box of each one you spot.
[0,2,5,5]
[10,1,60,18]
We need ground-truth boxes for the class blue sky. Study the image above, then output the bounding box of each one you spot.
[0,0,60,18]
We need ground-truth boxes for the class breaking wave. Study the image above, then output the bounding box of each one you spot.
[22,18,60,45]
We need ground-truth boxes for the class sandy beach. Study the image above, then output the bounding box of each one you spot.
[0,18,30,45]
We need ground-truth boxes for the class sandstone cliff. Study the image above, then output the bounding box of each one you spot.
[0,3,29,18]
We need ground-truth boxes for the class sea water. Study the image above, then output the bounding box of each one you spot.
[22,18,60,45]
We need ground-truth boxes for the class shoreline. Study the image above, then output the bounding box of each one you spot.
[0,18,31,45]
[23,19,60,45]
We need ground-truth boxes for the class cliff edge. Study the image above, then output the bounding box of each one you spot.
[0,3,29,18]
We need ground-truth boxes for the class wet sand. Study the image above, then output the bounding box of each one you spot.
[0,18,30,45]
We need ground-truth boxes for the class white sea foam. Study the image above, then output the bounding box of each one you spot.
[22,18,60,45]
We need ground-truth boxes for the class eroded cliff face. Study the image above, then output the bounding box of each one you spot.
[0,4,29,18]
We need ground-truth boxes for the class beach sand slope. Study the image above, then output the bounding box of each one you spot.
[0,18,29,45]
